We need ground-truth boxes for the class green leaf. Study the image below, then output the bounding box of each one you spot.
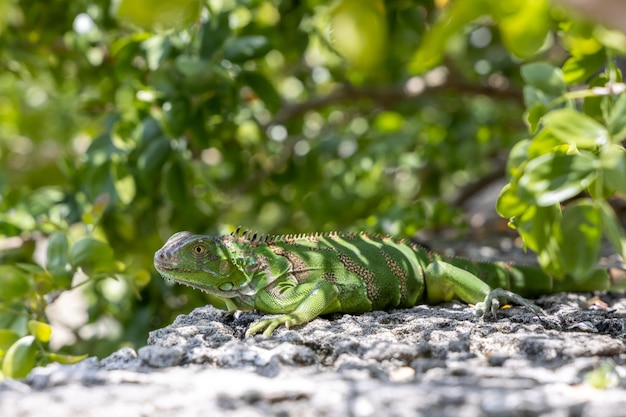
[116,0,201,31]
[601,145,626,195]
[527,130,566,159]
[516,204,564,277]
[199,12,229,59]
[162,99,191,138]
[408,0,490,74]
[583,75,609,122]
[135,116,162,143]
[110,34,150,77]
[83,162,117,204]
[537,245,566,279]
[23,187,64,216]
[142,34,172,71]
[45,231,72,288]
[496,183,528,218]
[0,265,31,301]
[587,178,615,200]
[2,335,36,379]
[594,27,626,54]
[163,159,188,207]
[239,71,281,113]
[133,269,152,287]
[497,0,550,59]
[524,103,547,133]
[28,320,52,343]
[174,55,209,79]
[558,201,602,280]
[520,63,567,99]
[505,139,531,179]
[516,205,556,252]
[561,20,602,57]
[543,109,610,149]
[598,200,626,261]
[523,86,548,109]
[92,193,111,223]
[607,93,626,141]
[115,176,136,206]
[518,152,598,206]
[0,330,20,353]
[137,136,172,186]
[15,263,45,275]
[224,36,271,63]
[329,0,388,71]
[562,51,606,84]
[70,237,116,274]
[0,211,36,232]
[46,352,88,365]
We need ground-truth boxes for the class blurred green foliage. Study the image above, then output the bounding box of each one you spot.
[0,0,625,378]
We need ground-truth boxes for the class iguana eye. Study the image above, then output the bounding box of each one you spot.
[192,244,206,255]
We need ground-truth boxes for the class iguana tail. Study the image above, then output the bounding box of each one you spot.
[430,255,625,298]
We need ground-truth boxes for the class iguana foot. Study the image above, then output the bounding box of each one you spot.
[475,288,543,318]
[245,313,302,337]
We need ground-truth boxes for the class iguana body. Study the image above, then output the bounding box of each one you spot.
[154,229,613,336]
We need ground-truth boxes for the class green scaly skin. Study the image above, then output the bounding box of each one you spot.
[153,229,614,336]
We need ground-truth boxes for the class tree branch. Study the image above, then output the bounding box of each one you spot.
[270,73,523,126]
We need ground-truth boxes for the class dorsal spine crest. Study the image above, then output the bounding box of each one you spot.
[230,226,272,244]
[229,227,418,253]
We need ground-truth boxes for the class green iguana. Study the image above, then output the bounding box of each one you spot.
[153,228,616,336]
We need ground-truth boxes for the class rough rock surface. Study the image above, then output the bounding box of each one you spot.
[1,290,626,417]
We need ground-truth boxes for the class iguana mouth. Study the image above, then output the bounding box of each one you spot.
[154,260,175,271]
[171,279,214,293]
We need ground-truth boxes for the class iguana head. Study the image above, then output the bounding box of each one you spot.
[154,231,256,298]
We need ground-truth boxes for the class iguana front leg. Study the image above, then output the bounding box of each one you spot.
[424,260,543,316]
[246,280,340,337]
